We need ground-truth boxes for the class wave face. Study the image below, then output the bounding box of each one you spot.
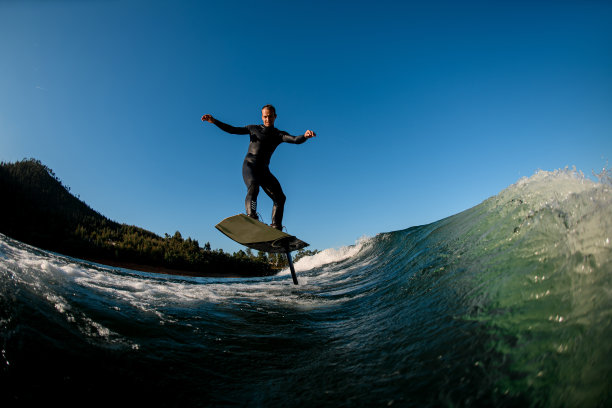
[1,169,611,407]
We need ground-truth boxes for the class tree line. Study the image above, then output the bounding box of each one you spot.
[0,159,317,277]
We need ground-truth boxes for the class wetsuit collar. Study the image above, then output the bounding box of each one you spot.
[261,125,276,134]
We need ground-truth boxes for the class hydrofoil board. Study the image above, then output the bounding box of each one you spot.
[215,214,308,253]
[215,214,308,284]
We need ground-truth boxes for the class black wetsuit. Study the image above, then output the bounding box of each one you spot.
[212,118,307,228]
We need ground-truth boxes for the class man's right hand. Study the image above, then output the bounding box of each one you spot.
[201,114,214,123]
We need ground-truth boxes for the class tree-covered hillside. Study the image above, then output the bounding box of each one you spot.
[0,159,273,277]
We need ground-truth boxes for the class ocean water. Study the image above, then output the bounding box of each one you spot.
[1,168,611,407]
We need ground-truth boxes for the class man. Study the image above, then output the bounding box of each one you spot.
[201,105,316,230]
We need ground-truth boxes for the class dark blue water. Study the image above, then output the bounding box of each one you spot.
[1,169,611,407]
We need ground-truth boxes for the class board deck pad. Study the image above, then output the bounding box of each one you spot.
[215,214,309,253]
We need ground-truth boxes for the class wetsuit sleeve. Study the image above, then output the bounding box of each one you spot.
[280,132,307,144]
[212,119,250,135]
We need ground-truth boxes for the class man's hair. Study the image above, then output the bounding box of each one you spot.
[261,104,277,116]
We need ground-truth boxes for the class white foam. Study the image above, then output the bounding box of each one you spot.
[0,231,377,320]
[293,236,371,272]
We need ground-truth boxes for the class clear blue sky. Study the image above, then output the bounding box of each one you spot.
[1,0,611,253]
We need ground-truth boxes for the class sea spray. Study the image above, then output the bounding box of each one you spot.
[294,236,372,272]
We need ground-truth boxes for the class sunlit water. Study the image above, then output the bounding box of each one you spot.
[1,168,611,407]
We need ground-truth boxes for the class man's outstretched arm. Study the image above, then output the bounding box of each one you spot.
[281,129,317,144]
[201,114,250,135]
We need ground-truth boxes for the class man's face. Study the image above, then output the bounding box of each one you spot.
[262,108,276,127]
